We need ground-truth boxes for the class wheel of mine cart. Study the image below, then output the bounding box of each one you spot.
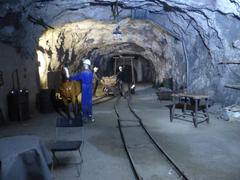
[111,87,118,96]
[103,87,109,96]
[103,87,106,94]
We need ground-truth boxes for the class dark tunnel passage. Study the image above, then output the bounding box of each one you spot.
[1,1,240,180]
[102,54,155,84]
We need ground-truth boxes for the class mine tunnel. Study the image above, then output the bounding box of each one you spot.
[0,1,240,180]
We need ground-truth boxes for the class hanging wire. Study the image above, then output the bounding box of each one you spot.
[112,0,122,37]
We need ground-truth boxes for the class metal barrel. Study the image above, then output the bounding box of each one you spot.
[7,89,29,121]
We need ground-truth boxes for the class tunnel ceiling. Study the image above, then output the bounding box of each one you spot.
[1,0,240,57]
[1,0,240,69]
[37,19,185,88]
[37,18,181,67]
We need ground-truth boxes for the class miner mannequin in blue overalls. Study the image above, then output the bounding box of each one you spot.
[70,59,94,122]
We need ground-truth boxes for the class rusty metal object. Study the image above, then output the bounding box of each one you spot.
[101,75,117,87]
[58,80,81,105]
[100,75,117,95]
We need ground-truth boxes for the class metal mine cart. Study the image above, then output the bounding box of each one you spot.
[101,75,118,96]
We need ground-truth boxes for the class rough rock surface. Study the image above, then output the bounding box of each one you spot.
[38,19,185,89]
[0,0,240,104]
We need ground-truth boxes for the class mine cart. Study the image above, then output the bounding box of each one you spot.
[101,75,118,95]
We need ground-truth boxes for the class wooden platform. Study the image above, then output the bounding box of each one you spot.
[170,93,210,128]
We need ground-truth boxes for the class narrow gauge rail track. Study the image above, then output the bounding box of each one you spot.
[93,95,115,105]
[114,95,189,180]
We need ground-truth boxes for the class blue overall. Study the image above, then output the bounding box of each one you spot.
[70,69,93,120]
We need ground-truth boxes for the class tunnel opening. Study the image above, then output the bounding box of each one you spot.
[37,19,186,90]
[107,54,155,85]
[122,65,137,84]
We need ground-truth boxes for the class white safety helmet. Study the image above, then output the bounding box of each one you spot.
[83,59,91,66]
[93,67,98,72]
[119,66,122,71]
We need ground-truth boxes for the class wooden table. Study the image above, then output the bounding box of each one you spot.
[170,93,210,127]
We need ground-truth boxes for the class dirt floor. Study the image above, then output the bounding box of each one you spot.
[1,84,240,180]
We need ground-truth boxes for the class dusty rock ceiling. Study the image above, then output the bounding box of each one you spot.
[37,19,185,88]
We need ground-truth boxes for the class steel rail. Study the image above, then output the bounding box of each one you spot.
[93,95,115,105]
[114,96,143,180]
[127,97,189,180]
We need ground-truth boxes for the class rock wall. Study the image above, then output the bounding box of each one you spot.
[0,0,240,105]
[0,42,39,121]
[37,19,185,89]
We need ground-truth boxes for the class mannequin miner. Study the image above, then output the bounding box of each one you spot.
[70,59,94,122]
